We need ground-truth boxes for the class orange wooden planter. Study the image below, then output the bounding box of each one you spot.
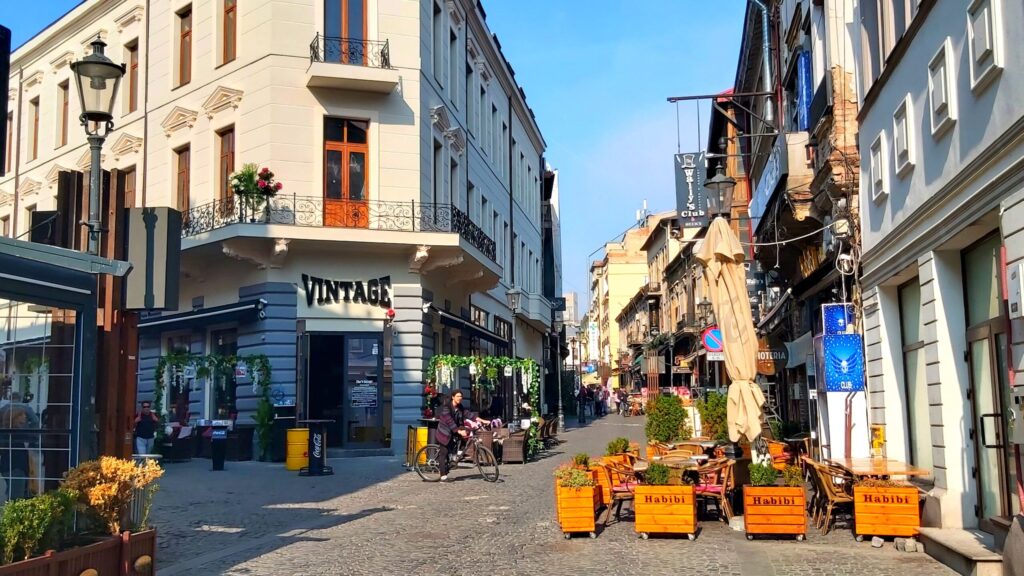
[555,484,600,538]
[590,463,612,506]
[634,485,698,540]
[743,486,807,540]
[853,486,920,540]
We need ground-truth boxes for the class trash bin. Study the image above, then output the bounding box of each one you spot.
[209,419,231,471]
[297,419,334,476]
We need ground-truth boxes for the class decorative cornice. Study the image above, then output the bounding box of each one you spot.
[8,89,15,102]
[49,51,75,73]
[45,164,73,189]
[161,106,199,136]
[0,190,13,207]
[201,86,244,119]
[446,0,464,27]
[76,149,107,171]
[23,71,44,90]
[476,61,491,86]
[114,5,145,32]
[430,105,451,131]
[81,30,109,52]
[110,132,143,161]
[445,126,466,156]
[18,178,42,199]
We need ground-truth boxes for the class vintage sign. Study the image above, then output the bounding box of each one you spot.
[301,274,392,309]
[756,337,789,375]
[675,152,709,229]
[822,333,865,392]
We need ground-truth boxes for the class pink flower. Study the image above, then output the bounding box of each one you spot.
[257,180,267,188]
[274,182,283,191]
[260,167,270,174]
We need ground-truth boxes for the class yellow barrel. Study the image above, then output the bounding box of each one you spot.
[285,428,309,471]
[415,427,430,464]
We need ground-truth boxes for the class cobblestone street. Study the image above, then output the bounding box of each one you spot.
[151,417,955,576]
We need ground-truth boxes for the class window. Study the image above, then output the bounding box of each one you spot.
[967,0,1001,92]
[892,95,913,177]
[481,196,489,234]
[217,127,235,201]
[449,29,459,107]
[126,41,139,112]
[324,1,367,64]
[471,305,489,328]
[29,98,39,161]
[491,104,498,163]
[870,132,887,201]
[899,280,932,474]
[223,0,237,64]
[57,81,69,148]
[479,87,486,153]
[323,118,369,205]
[466,63,475,134]
[175,145,191,213]
[123,166,137,209]
[432,139,443,207]
[177,7,193,87]
[1,215,9,237]
[502,221,509,281]
[928,40,956,137]
[448,157,457,206]
[23,204,35,237]
[500,122,507,174]
[491,210,498,242]
[5,113,12,173]
[432,2,444,85]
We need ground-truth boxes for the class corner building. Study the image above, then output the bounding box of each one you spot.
[1,0,556,456]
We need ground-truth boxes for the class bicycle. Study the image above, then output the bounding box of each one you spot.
[413,425,500,483]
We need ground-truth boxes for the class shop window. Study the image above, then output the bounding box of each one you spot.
[163,334,191,424]
[209,329,238,419]
[899,279,932,475]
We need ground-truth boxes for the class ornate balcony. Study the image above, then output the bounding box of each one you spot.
[181,195,496,263]
[307,34,399,93]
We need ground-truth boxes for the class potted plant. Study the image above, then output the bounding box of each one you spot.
[852,478,920,542]
[645,395,691,446]
[603,437,632,465]
[554,465,599,539]
[744,458,806,540]
[695,390,729,442]
[634,462,697,540]
[230,163,282,222]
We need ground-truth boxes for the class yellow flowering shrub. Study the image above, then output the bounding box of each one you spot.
[63,457,163,536]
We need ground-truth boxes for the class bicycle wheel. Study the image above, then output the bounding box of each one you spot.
[475,445,499,482]
[414,445,442,482]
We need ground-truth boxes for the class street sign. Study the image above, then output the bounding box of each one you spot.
[701,326,723,353]
[707,351,724,362]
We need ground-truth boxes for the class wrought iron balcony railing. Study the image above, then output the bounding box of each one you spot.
[181,195,496,262]
[309,34,392,69]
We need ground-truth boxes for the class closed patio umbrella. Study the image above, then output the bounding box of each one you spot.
[696,217,764,443]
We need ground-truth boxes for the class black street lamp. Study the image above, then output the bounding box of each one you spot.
[705,162,737,219]
[697,296,714,328]
[71,37,125,255]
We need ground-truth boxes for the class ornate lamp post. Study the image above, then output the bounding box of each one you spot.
[505,286,522,420]
[71,38,126,255]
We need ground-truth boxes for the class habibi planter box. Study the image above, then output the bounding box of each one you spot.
[634,485,697,539]
[743,486,807,539]
[853,486,920,539]
[590,462,612,506]
[555,484,600,538]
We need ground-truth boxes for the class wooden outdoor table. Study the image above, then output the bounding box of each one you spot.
[638,457,701,471]
[827,457,930,478]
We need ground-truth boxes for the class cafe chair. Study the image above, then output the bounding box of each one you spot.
[695,459,735,522]
[811,462,854,535]
[501,431,527,464]
[600,461,639,526]
[766,439,792,471]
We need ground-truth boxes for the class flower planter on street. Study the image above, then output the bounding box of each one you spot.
[0,530,156,576]
[853,485,920,541]
[743,486,807,540]
[634,484,698,540]
[555,484,600,538]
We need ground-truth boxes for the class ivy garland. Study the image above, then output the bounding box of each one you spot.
[151,352,273,457]
[425,354,543,459]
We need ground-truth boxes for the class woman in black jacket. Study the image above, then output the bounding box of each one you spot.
[434,390,489,481]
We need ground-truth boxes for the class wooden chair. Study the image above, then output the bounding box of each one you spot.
[695,459,735,522]
[674,443,708,456]
[600,461,639,526]
[766,439,792,471]
[811,462,854,534]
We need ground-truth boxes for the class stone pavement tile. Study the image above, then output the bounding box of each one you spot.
[152,416,956,576]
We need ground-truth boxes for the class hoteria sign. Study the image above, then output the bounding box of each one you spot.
[301,274,393,308]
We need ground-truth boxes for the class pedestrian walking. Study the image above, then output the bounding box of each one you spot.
[576,387,587,424]
[133,401,159,455]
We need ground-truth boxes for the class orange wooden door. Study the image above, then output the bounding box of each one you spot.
[323,142,369,228]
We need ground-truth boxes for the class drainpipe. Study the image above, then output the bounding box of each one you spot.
[749,0,774,126]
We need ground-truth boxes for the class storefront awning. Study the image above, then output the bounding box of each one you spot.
[437,309,509,347]
[785,331,813,369]
[138,299,266,334]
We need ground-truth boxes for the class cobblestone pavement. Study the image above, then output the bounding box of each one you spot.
[152,417,955,576]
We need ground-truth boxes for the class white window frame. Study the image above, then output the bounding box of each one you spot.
[967,0,1002,93]
[870,131,888,202]
[928,39,956,138]
[892,95,914,178]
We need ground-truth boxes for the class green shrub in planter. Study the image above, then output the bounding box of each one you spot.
[572,453,590,469]
[606,437,631,456]
[645,395,691,443]
[695,391,729,442]
[748,462,778,487]
[0,489,77,564]
[644,463,671,486]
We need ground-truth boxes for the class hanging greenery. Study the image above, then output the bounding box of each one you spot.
[245,354,274,460]
[426,354,543,459]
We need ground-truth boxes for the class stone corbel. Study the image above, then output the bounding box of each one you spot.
[444,127,466,156]
[420,253,464,274]
[429,105,451,131]
[409,245,431,273]
[446,0,464,27]
[221,238,290,269]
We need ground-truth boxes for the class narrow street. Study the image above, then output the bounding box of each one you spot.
[152,417,953,576]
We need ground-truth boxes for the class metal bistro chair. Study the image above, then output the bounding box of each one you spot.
[600,461,639,526]
[695,458,735,522]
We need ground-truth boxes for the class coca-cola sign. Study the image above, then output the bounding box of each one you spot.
[311,430,323,459]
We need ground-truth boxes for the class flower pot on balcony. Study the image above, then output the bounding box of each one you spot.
[634,484,698,540]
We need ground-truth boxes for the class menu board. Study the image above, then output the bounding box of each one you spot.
[350,379,378,408]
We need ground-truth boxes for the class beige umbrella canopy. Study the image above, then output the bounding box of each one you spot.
[696,217,764,443]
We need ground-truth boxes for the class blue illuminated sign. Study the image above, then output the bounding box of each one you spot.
[822,303,855,336]
[822,333,865,393]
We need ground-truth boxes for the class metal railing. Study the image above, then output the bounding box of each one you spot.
[181,195,496,262]
[309,34,392,69]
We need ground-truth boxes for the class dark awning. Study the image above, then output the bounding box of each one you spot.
[138,299,265,334]
[437,309,509,347]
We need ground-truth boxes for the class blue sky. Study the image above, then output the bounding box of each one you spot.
[3,0,745,306]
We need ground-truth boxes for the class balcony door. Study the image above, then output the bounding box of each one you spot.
[324,118,369,228]
[325,0,367,64]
